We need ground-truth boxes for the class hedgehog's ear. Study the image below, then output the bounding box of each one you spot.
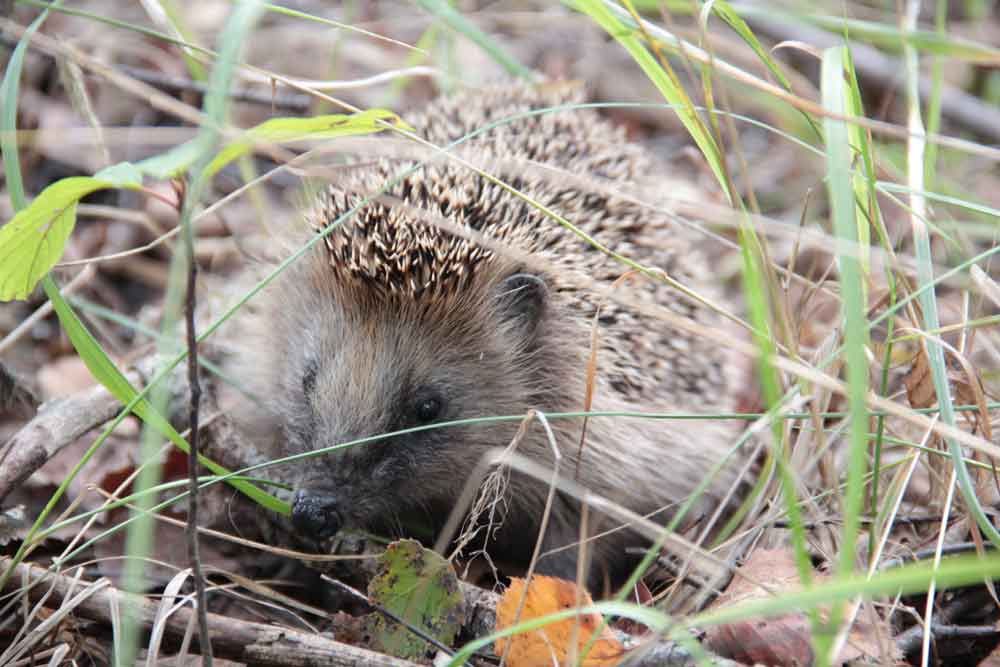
[496,273,547,337]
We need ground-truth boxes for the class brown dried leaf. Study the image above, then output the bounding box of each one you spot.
[904,342,936,410]
[704,549,815,666]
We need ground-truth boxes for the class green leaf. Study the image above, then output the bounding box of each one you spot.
[203,109,411,179]
[0,106,404,301]
[94,160,144,186]
[0,176,140,300]
[364,539,465,659]
[136,138,209,180]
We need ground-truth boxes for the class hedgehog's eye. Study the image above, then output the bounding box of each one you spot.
[302,359,319,396]
[413,393,444,424]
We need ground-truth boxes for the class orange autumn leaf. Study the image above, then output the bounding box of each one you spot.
[495,576,625,667]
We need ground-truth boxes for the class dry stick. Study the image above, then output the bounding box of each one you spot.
[1,552,728,667]
[0,557,423,667]
[895,588,997,655]
[181,193,211,663]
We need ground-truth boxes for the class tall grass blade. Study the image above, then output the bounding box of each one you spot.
[821,44,872,664]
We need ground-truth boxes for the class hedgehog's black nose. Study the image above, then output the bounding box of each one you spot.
[291,489,342,539]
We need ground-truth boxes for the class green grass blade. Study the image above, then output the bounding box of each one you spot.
[843,48,873,280]
[0,5,60,210]
[799,12,1000,62]
[821,44,872,664]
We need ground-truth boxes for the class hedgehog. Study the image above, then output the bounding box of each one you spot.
[227,82,745,590]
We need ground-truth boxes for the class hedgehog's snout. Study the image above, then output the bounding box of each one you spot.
[291,488,343,539]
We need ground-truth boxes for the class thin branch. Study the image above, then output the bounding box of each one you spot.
[180,179,212,664]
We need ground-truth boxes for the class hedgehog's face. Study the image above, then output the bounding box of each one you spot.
[270,270,554,544]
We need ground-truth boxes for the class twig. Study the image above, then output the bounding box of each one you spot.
[879,542,996,570]
[895,588,997,655]
[916,624,1000,640]
[0,34,311,111]
[178,180,212,663]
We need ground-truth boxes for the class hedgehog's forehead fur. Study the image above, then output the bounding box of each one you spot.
[312,172,534,301]
[305,82,648,301]
[294,82,730,410]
